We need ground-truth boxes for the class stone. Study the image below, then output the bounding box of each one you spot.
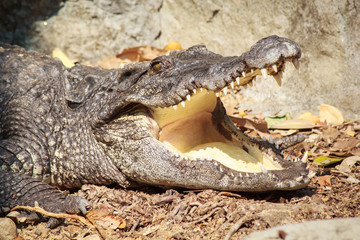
[0,218,17,240]
[244,217,360,240]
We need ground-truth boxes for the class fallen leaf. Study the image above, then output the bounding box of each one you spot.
[332,138,359,151]
[163,41,182,50]
[230,116,268,132]
[316,175,332,187]
[97,56,131,69]
[319,104,344,125]
[297,112,320,123]
[52,48,75,68]
[335,156,360,173]
[314,156,344,167]
[346,176,360,184]
[87,206,126,230]
[271,119,315,130]
[265,113,292,129]
[273,129,299,137]
[116,45,167,62]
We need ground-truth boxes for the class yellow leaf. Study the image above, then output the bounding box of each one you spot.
[346,130,355,137]
[314,156,344,167]
[52,48,75,68]
[296,112,320,123]
[164,41,182,50]
[319,104,344,125]
[238,111,247,117]
[271,119,315,129]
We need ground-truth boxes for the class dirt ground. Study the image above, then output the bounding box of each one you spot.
[12,90,360,240]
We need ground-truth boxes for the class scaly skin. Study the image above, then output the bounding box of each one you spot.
[0,36,310,222]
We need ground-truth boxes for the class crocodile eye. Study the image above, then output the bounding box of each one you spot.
[150,59,171,73]
[152,62,162,72]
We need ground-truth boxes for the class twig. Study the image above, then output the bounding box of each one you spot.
[218,191,244,199]
[191,207,223,224]
[11,204,94,229]
[11,203,107,240]
[224,215,251,240]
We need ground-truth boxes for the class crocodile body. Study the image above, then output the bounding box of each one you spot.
[0,36,309,219]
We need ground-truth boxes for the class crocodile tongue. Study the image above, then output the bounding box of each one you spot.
[151,89,283,173]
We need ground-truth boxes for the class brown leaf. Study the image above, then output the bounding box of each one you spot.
[230,116,268,132]
[87,206,126,230]
[97,56,131,69]
[316,175,332,188]
[116,45,167,62]
[332,138,359,151]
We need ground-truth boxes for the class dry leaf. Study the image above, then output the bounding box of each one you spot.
[163,41,182,50]
[297,112,320,123]
[332,138,359,151]
[230,116,268,132]
[316,175,332,188]
[116,45,167,62]
[52,48,75,68]
[272,119,315,129]
[97,56,131,69]
[87,206,126,230]
[335,156,360,173]
[319,104,344,125]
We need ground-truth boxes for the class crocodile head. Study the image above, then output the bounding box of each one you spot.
[96,35,309,191]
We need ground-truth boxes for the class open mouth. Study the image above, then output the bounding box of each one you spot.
[150,59,302,174]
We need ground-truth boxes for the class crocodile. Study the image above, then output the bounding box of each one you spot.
[0,35,310,223]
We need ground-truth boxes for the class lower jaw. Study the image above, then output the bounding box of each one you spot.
[156,104,284,173]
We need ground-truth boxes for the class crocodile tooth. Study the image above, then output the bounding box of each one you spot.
[236,77,240,85]
[242,71,246,77]
[181,101,186,107]
[186,94,191,101]
[199,155,204,161]
[261,68,268,79]
[172,105,178,110]
[286,156,291,161]
[301,151,308,163]
[296,176,303,182]
[215,92,220,97]
[184,156,189,160]
[272,64,278,73]
[260,163,267,173]
[230,81,234,89]
[251,69,254,73]
[289,181,296,188]
[223,87,228,95]
[262,136,266,141]
[292,58,300,69]
[275,144,279,149]
[207,154,212,160]
[269,135,274,144]
[175,153,180,157]
[200,88,203,92]
[246,173,249,177]
[193,89,197,94]
[308,171,316,179]
[273,73,282,86]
